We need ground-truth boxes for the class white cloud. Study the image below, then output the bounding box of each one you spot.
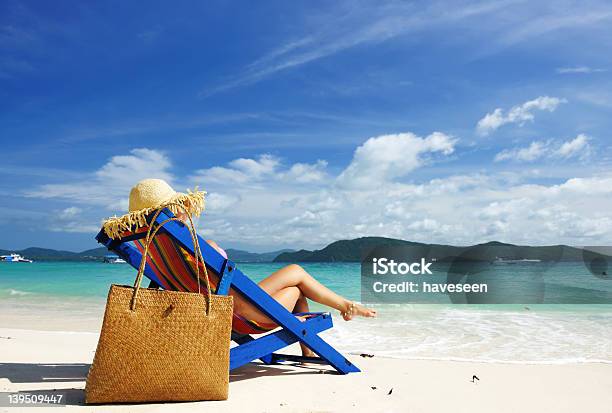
[407,218,442,231]
[554,134,590,158]
[201,1,517,96]
[336,132,456,188]
[228,154,279,177]
[25,148,174,210]
[556,66,607,74]
[50,221,100,234]
[50,207,99,233]
[195,155,279,185]
[205,192,241,214]
[497,9,612,48]
[59,206,82,219]
[494,134,591,163]
[495,141,548,162]
[554,176,612,195]
[95,148,173,184]
[202,3,612,97]
[206,171,612,248]
[24,148,189,235]
[574,90,612,109]
[25,139,612,248]
[476,96,567,136]
[193,155,328,187]
[194,166,251,185]
[281,160,328,183]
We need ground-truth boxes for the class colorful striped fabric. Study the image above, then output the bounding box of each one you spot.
[132,231,279,335]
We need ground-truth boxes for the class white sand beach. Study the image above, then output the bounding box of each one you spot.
[1,326,611,413]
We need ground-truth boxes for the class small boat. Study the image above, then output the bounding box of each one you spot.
[103,254,127,264]
[493,257,541,264]
[0,253,33,263]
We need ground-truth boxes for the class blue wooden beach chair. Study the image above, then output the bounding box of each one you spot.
[95,208,360,374]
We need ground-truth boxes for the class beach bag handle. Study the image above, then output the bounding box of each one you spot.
[131,204,212,314]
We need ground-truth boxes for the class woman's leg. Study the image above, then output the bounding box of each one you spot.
[237,287,316,357]
[205,239,374,318]
[230,265,375,357]
[258,264,377,319]
[258,264,346,311]
[293,291,316,357]
[232,286,302,325]
[230,264,376,323]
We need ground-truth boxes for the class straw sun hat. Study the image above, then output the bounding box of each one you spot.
[102,178,206,239]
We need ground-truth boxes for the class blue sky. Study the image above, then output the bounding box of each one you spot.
[1,0,612,252]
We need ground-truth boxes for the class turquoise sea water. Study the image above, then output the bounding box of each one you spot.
[1,262,611,364]
[0,262,362,303]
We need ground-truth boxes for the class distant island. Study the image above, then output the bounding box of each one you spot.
[1,237,597,263]
[0,247,111,262]
[0,246,294,263]
[273,237,591,262]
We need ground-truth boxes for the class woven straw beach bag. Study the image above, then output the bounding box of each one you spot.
[85,208,233,404]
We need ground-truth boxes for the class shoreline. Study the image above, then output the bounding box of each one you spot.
[1,299,612,364]
[2,327,612,367]
[1,327,611,412]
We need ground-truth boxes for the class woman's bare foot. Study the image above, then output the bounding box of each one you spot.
[341,301,377,321]
[299,348,319,366]
[301,348,316,358]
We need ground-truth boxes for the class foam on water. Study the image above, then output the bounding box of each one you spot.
[7,289,32,296]
[319,304,612,364]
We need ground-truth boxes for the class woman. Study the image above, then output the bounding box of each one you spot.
[204,238,376,357]
[104,179,377,358]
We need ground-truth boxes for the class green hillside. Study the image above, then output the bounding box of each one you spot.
[274,238,588,262]
[274,237,444,262]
